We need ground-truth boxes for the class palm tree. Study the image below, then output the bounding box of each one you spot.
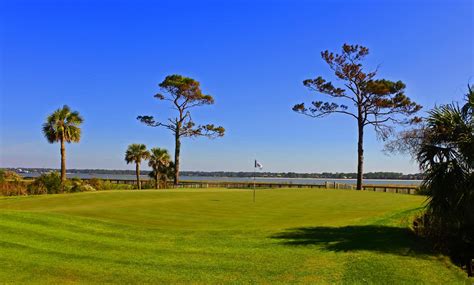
[149,161,175,188]
[417,85,473,276]
[42,105,83,184]
[125,144,150,189]
[148,148,171,189]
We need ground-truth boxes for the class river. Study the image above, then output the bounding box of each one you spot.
[21,172,421,186]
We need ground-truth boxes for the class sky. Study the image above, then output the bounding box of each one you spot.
[0,0,473,173]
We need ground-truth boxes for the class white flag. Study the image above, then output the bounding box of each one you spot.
[255,160,263,169]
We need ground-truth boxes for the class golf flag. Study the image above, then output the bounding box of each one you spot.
[255,160,263,169]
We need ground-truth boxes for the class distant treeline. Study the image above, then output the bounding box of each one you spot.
[181,171,424,180]
[5,168,424,180]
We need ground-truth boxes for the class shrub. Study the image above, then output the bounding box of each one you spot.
[87,178,105,190]
[102,180,134,190]
[71,184,96,192]
[0,170,29,196]
[28,172,63,194]
[69,178,85,193]
[415,184,430,195]
[141,180,155,189]
[413,211,474,275]
[27,180,48,195]
[408,86,474,276]
[0,170,22,182]
[0,181,28,196]
[84,178,133,190]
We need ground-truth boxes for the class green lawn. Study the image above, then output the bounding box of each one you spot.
[0,188,469,284]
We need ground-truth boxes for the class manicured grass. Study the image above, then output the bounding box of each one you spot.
[0,188,469,284]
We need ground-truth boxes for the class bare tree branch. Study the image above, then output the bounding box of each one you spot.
[292,43,422,189]
[138,74,225,185]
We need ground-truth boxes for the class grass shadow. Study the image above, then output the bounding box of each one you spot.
[271,225,431,256]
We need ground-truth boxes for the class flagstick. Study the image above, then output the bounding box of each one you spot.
[253,179,256,202]
[253,160,256,202]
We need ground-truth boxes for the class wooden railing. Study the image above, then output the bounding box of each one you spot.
[77,177,419,194]
[362,184,419,195]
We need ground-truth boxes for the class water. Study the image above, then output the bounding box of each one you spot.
[21,172,421,186]
[184,176,421,185]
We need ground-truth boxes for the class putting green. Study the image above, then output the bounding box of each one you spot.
[0,189,469,283]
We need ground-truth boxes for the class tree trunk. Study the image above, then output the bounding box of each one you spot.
[356,121,364,190]
[155,172,159,189]
[60,138,66,186]
[174,132,181,186]
[467,258,473,277]
[136,163,141,190]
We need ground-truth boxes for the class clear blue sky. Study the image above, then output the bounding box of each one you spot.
[0,0,472,173]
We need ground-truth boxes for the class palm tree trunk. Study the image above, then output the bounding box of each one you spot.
[356,120,364,190]
[174,132,181,186]
[467,258,473,277]
[60,137,66,185]
[155,172,159,189]
[136,163,141,190]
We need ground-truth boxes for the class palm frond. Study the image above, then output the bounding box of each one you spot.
[417,86,473,262]
[125,144,150,164]
[42,106,83,144]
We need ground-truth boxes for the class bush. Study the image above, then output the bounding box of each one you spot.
[27,172,63,194]
[71,184,96,193]
[85,178,133,190]
[7,175,133,196]
[106,181,133,190]
[141,180,156,189]
[415,184,430,195]
[0,170,23,182]
[0,170,29,196]
[0,181,28,196]
[87,178,105,190]
[27,181,48,195]
[101,180,134,190]
[412,86,474,276]
[68,178,95,193]
[413,211,474,276]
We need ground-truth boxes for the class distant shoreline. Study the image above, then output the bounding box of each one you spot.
[234,176,422,181]
[3,167,424,180]
[13,172,422,186]
[18,173,422,181]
